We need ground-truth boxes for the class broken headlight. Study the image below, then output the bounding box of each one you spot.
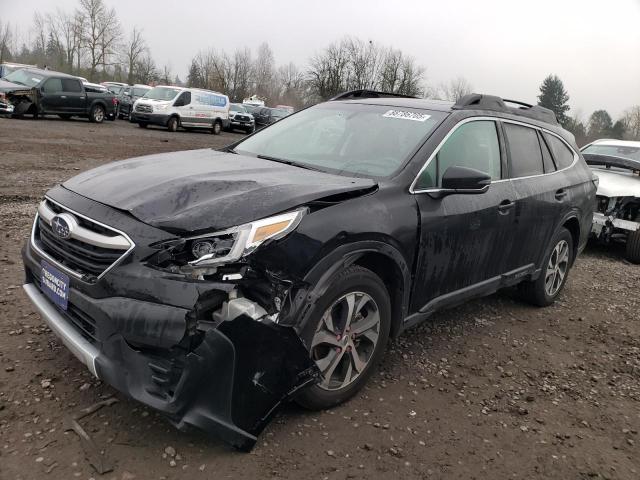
[157,208,306,271]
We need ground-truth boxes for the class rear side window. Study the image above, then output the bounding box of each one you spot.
[42,78,62,93]
[62,79,82,92]
[538,131,556,173]
[416,120,501,189]
[544,133,575,169]
[505,123,544,178]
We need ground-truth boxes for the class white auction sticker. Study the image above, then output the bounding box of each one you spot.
[383,110,431,122]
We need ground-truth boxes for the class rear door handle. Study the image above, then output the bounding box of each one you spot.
[60,95,67,99]
[555,189,567,201]
[498,199,515,214]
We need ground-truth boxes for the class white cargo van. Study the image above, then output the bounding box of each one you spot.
[131,86,230,134]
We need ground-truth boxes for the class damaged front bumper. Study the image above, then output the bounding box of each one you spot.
[591,211,640,237]
[21,199,319,450]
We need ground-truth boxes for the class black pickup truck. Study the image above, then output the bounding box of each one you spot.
[0,68,116,123]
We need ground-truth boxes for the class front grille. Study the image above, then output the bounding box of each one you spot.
[33,199,133,281]
[236,115,250,122]
[136,104,152,113]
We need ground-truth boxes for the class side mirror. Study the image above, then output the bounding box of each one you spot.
[433,166,491,197]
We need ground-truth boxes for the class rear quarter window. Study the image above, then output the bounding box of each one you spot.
[544,133,575,169]
[504,123,544,178]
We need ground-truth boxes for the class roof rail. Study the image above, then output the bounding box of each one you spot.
[329,89,418,101]
[453,93,558,125]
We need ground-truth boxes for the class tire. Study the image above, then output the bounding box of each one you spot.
[58,114,72,120]
[519,227,573,307]
[625,229,640,264]
[296,265,391,410]
[211,120,222,135]
[89,104,105,123]
[245,126,255,134]
[167,116,179,132]
[138,122,148,128]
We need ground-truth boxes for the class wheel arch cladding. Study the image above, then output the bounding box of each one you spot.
[352,251,406,338]
[562,216,580,263]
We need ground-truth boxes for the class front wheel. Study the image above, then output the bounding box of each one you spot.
[138,122,148,128]
[89,104,105,123]
[296,266,391,410]
[167,116,179,132]
[625,229,640,264]
[519,227,573,306]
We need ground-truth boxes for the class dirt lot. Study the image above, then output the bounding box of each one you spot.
[0,116,638,480]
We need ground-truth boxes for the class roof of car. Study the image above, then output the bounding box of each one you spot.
[588,139,640,148]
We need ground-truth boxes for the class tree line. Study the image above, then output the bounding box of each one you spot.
[538,74,640,145]
[1,0,638,136]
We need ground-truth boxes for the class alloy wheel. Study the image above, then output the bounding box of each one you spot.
[311,291,381,391]
[545,239,569,296]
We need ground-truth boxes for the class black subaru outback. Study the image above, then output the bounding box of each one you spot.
[22,91,596,450]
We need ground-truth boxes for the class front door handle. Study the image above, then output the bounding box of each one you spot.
[498,199,516,214]
[555,189,567,201]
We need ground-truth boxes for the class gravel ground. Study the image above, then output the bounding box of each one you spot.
[0,116,638,480]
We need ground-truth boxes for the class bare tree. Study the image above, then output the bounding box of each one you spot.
[623,106,640,140]
[277,62,306,107]
[228,47,252,101]
[253,42,276,101]
[78,0,121,80]
[46,9,82,72]
[160,64,172,84]
[345,38,382,90]
[436,76,474,102]
[308,39,350,100]
[124,27,147,84]
[0,21,12,63]
[133,54,157,84]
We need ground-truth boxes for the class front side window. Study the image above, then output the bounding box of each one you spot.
[42,78,62,93]
[415,120,501,190]
[544,133,575,169]
[235,103,446,178]
[505,123,544,178]
[174,91,191,106]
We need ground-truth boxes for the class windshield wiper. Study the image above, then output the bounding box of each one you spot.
[256,154,321,171]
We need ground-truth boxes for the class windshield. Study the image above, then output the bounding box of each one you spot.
[4,69,44,87]
[230,104,246,113]
[108,85,124,94]
[133,87,151,97]
[271,108,289,118]
[583,144,640,162]
[235,103,446,177]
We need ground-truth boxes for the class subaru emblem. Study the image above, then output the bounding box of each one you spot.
[51,215,72,239]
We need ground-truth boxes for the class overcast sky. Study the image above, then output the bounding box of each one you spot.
[2,0,639,118]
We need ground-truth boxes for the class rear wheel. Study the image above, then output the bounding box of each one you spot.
[625,229,640,264]
[167,116,179,132]
[519,227,573,306]
[211,120,222,135]
[89,104,105,123]
[138,122,148,128]
[296,266,391,410]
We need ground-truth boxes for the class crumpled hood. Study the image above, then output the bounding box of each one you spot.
[63,149,376,233]
[0,79,32,94]
[592,168,640,198]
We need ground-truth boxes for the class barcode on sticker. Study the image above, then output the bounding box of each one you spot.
[383,110,431,122]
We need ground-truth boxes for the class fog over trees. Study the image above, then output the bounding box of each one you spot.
[1,0,638,142]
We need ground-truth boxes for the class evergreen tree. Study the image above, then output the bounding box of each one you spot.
[537,74,570,126]
[588,110,614,139]
[611,120,626,140]
[187,60,202,88]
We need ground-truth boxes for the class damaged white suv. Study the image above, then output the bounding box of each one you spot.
[582,139,640,263]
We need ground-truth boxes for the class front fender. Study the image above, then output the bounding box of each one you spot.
[279,240,411,342]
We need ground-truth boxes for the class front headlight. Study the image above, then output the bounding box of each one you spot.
[187,208,306,267]
[154,104,169,111]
